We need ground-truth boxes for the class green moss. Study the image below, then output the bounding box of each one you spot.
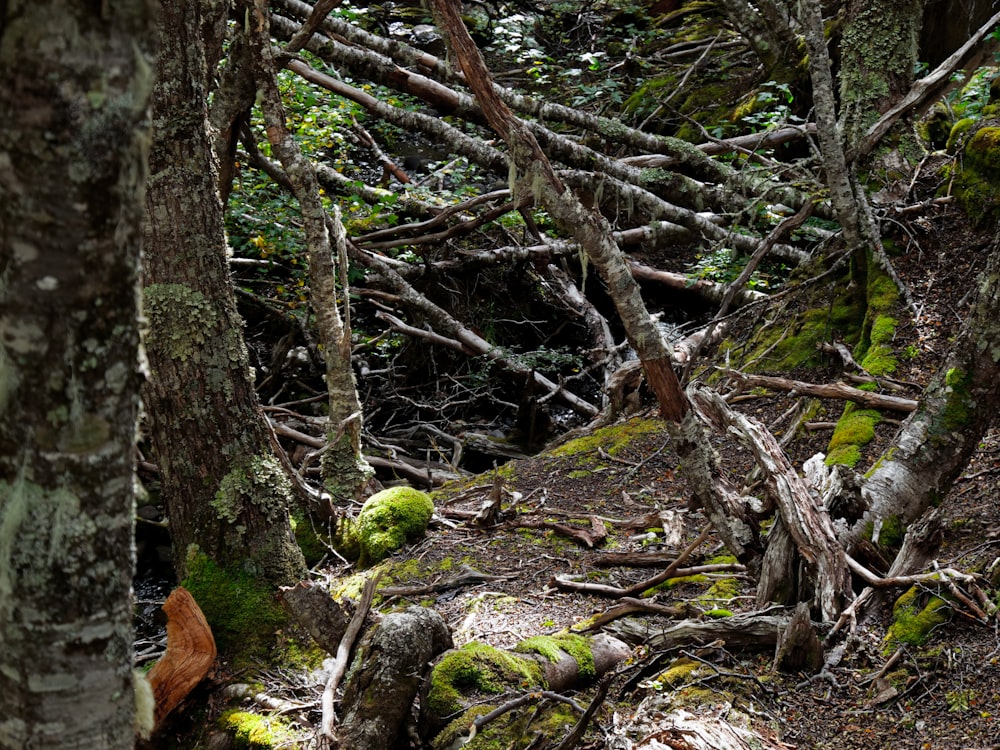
[426,642,545,718]
[742,290,865,372]
[651,657,704,688]
[181,547,287,659]
[219,710,297,749]
[550,417,662,460]
[826,444,862,467]
[514,633,596,678]
[825,406,881,468]
[937,367,974,433]
[704,608,733,618]
[356,486,434,565]
[953,126,1000,226]
[919,105,953,150]
[699,576,740,608]
[883,586,951,651]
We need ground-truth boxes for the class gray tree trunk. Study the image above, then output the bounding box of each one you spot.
[142,0,305,586]
[244,0,376,508]
[858,239,1000,539]
[0,2,155,746]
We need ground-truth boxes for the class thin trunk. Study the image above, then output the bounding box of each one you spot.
[0,1,155,745]
[142,0,305,585]
[244,0,375,505]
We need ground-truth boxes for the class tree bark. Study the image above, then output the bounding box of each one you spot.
[245,0,376,506]
[858,239,1000,537]
[142,0,306,585]
[339,606,453,750]
[0,1,155,745]
[839,0,925,149]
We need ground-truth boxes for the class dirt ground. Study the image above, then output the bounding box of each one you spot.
[150,188,1000,749]
[351,195,1000,749]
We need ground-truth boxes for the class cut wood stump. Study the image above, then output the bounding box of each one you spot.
[147,586,217,728]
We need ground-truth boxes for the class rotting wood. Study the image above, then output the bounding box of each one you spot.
[506,515,609,548]
[147,587,217,729]
[575,597,699,631]
[278,581,349,655]
[773,601,824,673]
[608,609,803,651]
[551,562,745,598]
[320,571,381,745]
[690,385,851,622]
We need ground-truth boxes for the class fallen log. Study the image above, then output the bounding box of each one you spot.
[608,610,799,650]
[725,369,918,412]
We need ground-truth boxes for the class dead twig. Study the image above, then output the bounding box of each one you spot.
[319,571,382,746]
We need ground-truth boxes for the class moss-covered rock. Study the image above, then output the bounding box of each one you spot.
[953,125,1000,226]
[356,486,435,565]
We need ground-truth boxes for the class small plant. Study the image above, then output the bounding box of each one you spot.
[741,80,803,132]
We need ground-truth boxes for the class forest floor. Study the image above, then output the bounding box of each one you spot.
[151,199,1000,749]
[335,196,1000,749]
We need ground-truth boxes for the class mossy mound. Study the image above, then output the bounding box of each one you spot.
[883,585,951,652]
[953,125,1000,226]
[219,710,298,749]
[356,486,435,565]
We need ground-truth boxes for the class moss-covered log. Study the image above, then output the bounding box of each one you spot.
[420,632,630,745]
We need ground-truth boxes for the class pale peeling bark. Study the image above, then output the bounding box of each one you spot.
[245,0,375,506]
[142,0,305,585]
[0,1,154,746]
[858,243,1000,539]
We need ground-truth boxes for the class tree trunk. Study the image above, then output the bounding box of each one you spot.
[840,0,925,148]
[142,0,305,586]
[858,238,1000,538]
[244,0,376,507]
[0,1,155,746]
